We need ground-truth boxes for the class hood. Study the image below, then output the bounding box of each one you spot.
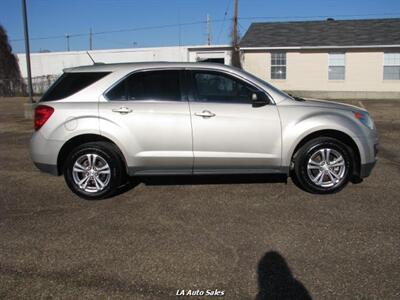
[284,97,368,113]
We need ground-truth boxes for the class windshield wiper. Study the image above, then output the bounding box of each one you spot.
[288,93,306,102]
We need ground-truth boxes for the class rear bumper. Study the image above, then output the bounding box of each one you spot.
[30,131,63,176]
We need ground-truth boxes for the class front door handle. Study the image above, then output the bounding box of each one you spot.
[194,110,216,118]
[112,107,133,114]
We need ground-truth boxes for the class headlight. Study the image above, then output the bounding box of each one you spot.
[354,111,375,130]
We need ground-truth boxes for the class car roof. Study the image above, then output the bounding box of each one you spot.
[63,61,237,73]
[62,61,289,104]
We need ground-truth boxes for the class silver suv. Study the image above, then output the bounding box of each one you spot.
[30,62,378,199]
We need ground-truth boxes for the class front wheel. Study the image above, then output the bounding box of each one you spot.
[63,142,125,200]
[292,137,353,194]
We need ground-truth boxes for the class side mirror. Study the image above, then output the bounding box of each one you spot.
[251,92,270,107]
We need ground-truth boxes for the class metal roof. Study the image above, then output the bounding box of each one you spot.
[240,18,400,48]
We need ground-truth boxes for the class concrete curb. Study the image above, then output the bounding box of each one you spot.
[24,102,35,119]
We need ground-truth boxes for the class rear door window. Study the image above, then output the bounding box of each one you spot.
[106,70,181,101]
[41,72,109,102]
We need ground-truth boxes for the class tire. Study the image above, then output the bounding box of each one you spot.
[63,142,126,200]
[291,137,353,194]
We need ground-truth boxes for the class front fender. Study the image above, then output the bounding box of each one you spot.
[280,110,367,167]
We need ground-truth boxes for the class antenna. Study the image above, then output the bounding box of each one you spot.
[85,51,105,65]
[86,51,95,64]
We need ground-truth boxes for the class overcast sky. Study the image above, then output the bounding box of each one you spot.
[1,0,400,53]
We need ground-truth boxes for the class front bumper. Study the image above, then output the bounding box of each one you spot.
[353,122,378,178]
[34,162,59,175]
[359,142,378,178]
[360,161,377,178]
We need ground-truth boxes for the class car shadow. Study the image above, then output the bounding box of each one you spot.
[113,176,141,197]
[113,174,287,197]
[141,173,287,186]
[256,251,312,300]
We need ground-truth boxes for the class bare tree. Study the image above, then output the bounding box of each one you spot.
[0,25,26,96]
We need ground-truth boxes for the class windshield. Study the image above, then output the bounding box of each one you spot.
[237,68,294,100]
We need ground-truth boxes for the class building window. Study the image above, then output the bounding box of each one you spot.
[329,53,345,80]
[271,52,286,79]
[384,53,400,80]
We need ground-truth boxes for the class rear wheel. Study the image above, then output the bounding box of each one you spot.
[292,137,353,194]
[63,142,125,200]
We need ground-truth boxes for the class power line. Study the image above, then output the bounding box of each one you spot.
[95,36,133,47]
[9,19,226,43]
[238,21,245,32]
[217,0,231,44]
[9,12,400,43]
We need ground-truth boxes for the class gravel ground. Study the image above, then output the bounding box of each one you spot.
[0,97,399,299]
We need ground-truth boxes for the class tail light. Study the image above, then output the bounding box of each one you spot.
[34,105,54,131]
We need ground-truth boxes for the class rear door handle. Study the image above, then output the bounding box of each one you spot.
[194,110,216,118]
[112,107,133,114]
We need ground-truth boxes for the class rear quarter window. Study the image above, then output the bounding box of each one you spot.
[40,72,110,102]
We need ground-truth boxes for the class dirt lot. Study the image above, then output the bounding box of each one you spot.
[0,97,399,299]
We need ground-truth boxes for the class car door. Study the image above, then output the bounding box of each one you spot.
[187,69,282,174]
[99,69,193,175]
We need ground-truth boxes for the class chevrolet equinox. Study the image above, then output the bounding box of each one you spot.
[30,62,378,199]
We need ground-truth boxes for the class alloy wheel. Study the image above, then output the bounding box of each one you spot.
[306,148,346,188]
[72,153,111,193]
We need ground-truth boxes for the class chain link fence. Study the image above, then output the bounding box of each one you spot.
[0,78,26,97]
[31,75,59,95]
[0,75,59,97]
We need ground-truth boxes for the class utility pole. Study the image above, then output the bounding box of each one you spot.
[232,0,238,47]
[89,28,93,50]
[207,14,211,46]
[230,0,241,68]
[21,0,33,103]
[65,34,70,51]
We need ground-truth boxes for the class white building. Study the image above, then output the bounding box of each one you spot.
[16,45,231,93]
